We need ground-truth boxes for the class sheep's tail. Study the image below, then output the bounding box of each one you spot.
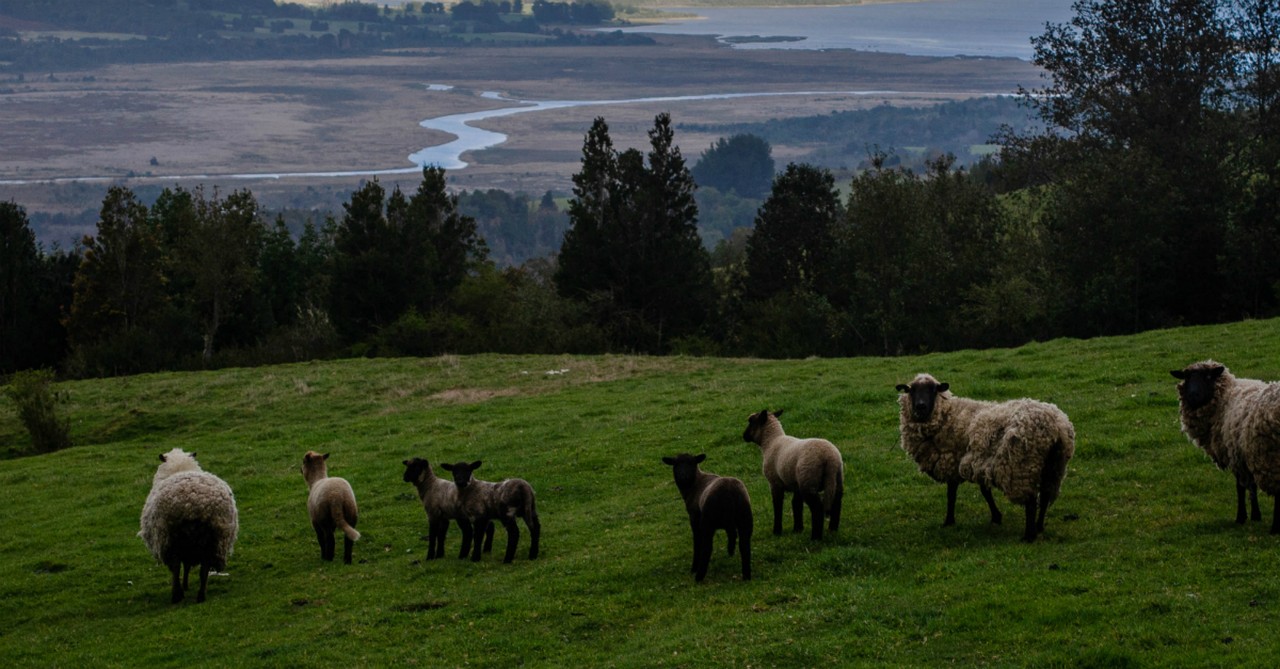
[331,497,360,541]
[823,457,844,514]
[337,517,361,542]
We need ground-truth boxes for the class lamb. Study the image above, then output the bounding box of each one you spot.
[440,461,540,563]
[662,453,753,582]
[402,457,494,560]
[138,448,238,603]
[1172,360,1280,531]
[896,373,1075,542]
[301,451,360,564]
[741,409,845,540]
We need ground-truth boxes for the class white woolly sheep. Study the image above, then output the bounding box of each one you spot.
[139,448,238,603]
[896,373,1075,542]
[741,409,844,540]
[662,453,753,582]
[440,461,540,563]
[301,451,360,564]
[1172,360,1280,531]
[402,457,494,560]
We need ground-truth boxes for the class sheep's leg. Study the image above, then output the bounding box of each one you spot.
[688,517,699,574]
[195,563,210,603]
[791,493,805,533]
[457,519,473,560]
[980,484,1003,525]
[470,521,485,562]
[1271,494,1280,535]
[828,486,843,532]
[694,527,713,582]
[315,525,333,561]
[1236,481,1249,524]
[771,487,785,535]
[725,525,738,556]
[501,517,520,564]
[168,561,184,604]
[343,535,354,565]
[944,480,960,526]
[482,521,495,553]
[1021,498,1038,542]
[1036,493,1049,532]
[738,526,752,581]
[525,514,541,560]
[182,562,192,590]
[805,493,823,540]
[1251,484,1262,522]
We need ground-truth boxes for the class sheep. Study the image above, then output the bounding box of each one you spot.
[662,453,753,582]
[1172,360,1280,532]
[138,448,238,603]
[440,461,540,563]
[741,409,844,540]
[301,451,360,564]
[402,457,495,560]
[896,373,1075,542]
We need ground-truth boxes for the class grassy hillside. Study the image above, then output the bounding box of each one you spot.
[2,319,1280,666]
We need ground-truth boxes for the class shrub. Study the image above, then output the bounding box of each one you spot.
[4,369,71,454]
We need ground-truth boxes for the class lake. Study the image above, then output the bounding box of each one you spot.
[614,0,1077,60]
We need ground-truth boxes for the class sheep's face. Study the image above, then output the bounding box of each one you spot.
[897,377,949,423]
[742,409,782,443]
[663,453,706,488]
[1171,364,1226,411]
[441,461,483,490]
[402,458,430,484]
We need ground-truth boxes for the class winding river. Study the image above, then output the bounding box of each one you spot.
[0,86,925,186]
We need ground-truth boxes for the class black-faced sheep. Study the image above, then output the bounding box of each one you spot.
[896,373,1075,542]
[139,448,238,603]
[402,457,494,560]
[742,409,844,540]
[1172,360,1280,531]
[301,451,360,564]
[440,461,540,563]
[662,453,752,582]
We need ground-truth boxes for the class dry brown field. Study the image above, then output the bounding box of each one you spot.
[0,35,1040,231]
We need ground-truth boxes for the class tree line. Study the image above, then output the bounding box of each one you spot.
[4,0,1280,377]
[0,0,634,73]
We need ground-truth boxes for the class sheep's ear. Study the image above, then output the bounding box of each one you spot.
[1209,366,1226,379]
[470,460,482,470]
[190,452,197,460]
[694,453,707,464]
[662,456,676,466]
[773,409,784,418]
[1170,370,1187,379]
[896,384,910,393]
[402,459,410,466]
[158,453,167,462]
[937,383,949,394]
[322,453,330,460]
[440,463,453,471]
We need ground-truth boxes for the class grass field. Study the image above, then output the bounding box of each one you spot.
[3,319,1280,666]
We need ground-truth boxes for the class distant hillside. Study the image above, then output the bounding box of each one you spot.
[683,95,1041,169]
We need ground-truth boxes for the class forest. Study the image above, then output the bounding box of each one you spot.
[3,0,1279,378]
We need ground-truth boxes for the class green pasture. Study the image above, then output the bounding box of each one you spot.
[3,319,1280,666]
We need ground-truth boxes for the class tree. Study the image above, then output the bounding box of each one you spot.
[1009,0,1240,333]
[742,163,842,303]
[65,186,170,375]
[330,168,484,345]
[556,113,715,352]
[691,134,775,198]
[182,188,266,362]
